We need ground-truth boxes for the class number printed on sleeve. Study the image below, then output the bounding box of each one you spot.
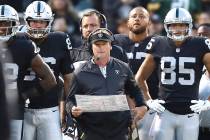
[205,39,210,50]
[66,35,72,50]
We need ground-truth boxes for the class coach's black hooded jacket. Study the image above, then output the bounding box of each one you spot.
[66,57,145,137]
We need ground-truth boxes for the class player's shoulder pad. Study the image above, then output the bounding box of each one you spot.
[13,32,31,41]
[47,31,72,50]
[113,34,129,43]
[73,60,88,74]
[48,31,72,50]
[11,33,35,48]
[112,45,124,52]
[146,35,166,50]
[187,36,210,48]
[10,33,38,54]
[187,36,208,42]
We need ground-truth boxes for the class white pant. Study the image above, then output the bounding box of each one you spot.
[22,106,62,140]
[10,120,23,140]
[139,109,199,140]
[138,110,156,140]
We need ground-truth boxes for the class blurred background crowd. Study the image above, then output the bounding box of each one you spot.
[1,0,210,47]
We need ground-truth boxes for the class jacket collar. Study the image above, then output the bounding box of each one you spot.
[81,57,114,74]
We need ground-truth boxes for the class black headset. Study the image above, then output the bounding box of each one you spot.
[79,10,107,33]
[87,28,114,55]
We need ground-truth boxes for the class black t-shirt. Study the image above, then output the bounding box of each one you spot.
[23,32,74,109]
[146,36,210,114]
[0,33,38,119]
[114,34,159,99]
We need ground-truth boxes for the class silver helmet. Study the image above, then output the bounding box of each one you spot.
[24,1,54,39]
[0,5,19,41]
[164,8,192,41]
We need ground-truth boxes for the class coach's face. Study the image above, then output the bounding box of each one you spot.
[81,14,100,39]
[92,41,111,60]
[127,8,150,34]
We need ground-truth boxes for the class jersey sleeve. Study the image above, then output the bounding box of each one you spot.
[145,36,162,64]
[60,33,74,75]
[145,37,159,55]
[25,40,38,64]
[200,37,210,54]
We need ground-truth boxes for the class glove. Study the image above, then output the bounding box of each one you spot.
[190,100,210,113]
[146,99,165,113]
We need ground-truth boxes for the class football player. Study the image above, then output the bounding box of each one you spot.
[135,8,210,140]
[114,7,160,140]
[0,58,9,140]
[197,23,210,140]
[0,4,57,140]
[114,6,159,99]
[22,1,74,140]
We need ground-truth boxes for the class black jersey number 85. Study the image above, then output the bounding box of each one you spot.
[160,57,196,85]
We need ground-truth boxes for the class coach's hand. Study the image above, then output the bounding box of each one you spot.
[190,100,210,113]
[71,106,83,117]
[146,99,165,113]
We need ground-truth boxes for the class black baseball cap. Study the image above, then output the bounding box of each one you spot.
[88,28,113,44]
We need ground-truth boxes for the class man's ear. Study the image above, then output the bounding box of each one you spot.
[109,42,112,50]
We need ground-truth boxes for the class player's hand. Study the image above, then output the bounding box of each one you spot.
[71,106,83,117]
[190,100,210,113]
[146,99,165,113]
[133,106,148,121]
[131,106,148,130]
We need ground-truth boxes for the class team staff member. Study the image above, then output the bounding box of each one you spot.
[66,28,147,140]
[70,10,128,65]
[197,23,210,140]
[22,1,74,140]
[136,8,210,140]
[67,10,128,139]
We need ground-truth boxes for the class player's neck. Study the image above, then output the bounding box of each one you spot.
[129,31,148,42]
[30,37,46,45]
[174,40,184,47]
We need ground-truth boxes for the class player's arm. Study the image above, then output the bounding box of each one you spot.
[31,54,57,90]
[59,73,73,129]
[59,33,75,128]
[203,53,210,76]
[135,53,166,113]
[135,54,155,100]
[124,66,147,124]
